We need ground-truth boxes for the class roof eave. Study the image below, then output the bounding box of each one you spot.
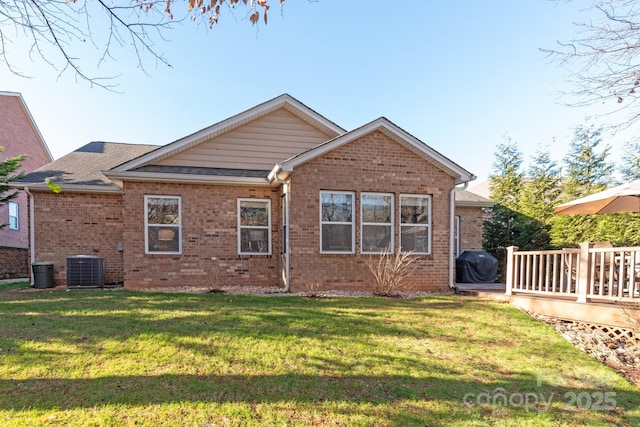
[104,171,275,187]
[9,182,122,194]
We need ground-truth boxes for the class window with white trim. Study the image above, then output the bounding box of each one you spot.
[145,195,181,254]
[400,194,431,254]
[320,191,355,253]
[361,193,393,254]
[238,199,271,255]
[8,201,18,230]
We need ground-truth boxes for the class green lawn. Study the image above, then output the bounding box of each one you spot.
[0,285,638,426]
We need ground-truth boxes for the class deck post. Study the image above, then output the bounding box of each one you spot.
[505,246,518,296]
[576,242,591,303]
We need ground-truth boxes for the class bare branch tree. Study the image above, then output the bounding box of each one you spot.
[543,1,640,126]
[0,0,282,88]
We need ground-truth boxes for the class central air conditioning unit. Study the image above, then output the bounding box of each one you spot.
[66,255,105,288]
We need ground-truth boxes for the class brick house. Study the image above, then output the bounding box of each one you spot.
[14,94,492,291]
[0,92,53,279]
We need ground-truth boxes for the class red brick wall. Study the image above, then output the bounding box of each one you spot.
[455,206,485,253]
[288,130,456,292]
[0,246,29,279]
[121,182,281,289]
[32,192,125,286]
[0,94,52,250]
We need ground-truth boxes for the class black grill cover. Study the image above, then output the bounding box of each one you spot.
[456,251,498,283]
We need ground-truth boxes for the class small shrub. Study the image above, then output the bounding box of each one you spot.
[367,248,417,296]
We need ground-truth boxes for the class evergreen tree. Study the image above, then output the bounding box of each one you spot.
[512,145,562,249]
[551,123,615,247]
[0,147,25,229]
[562,123,613,199]
[488,136,523,210]
[483,138,531,280]
[620,140,640,181]
[519,145,561,227]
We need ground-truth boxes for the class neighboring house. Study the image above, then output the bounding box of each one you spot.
[0,92,53,280]
[14,94,492,291]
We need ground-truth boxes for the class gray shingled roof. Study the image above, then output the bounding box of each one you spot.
[133,165,270,178]
[16,141,159,188]
[455,189,494,207]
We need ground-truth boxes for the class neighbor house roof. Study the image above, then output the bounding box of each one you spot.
[13,141,158,193]
[454,190,494,207]
[269,117,476,185]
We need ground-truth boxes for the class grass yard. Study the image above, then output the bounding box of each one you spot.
[0,284,638,426]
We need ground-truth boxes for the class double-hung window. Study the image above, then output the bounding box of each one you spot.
[8,202,18,230]
[400,194,431,254]
[238,199,271,255]
[320,191,355,253]
[145,195,181,254]
[361,193,393,253]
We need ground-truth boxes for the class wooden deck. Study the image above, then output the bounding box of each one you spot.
[501,243,640,331]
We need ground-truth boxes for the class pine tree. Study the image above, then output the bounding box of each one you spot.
[562,123,613,199]
[519,145,561,227]
[483,138,527,280]
[551,123,614,247]
[488,136,523,210]
[620,140,640,181]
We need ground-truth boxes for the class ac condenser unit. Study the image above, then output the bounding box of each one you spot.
[66,255,104,288]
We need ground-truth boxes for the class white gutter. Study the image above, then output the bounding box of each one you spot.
[25,187,36,287]
[104,171,274,187]
[268,166,291,292]
[449,182,469,289]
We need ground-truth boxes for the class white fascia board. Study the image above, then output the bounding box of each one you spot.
[112,94,345,173]
[281,117,476,184]
[104,171,275,187]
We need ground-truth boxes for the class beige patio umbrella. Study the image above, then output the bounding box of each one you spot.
[553,180,640,215]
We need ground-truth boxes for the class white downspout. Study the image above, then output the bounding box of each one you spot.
[449,182,469,289]
[24,187,36,287]
[269,169,291,293]
[283,181,290,292]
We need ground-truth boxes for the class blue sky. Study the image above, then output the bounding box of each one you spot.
[2,1,633,185]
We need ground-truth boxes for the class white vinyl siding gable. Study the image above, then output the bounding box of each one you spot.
[155,109,334,170]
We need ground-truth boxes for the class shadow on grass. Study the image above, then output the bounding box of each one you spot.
[1,290,639,424]
[1,372,638,422]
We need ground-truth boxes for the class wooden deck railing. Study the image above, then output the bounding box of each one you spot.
[506,242,640,304]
